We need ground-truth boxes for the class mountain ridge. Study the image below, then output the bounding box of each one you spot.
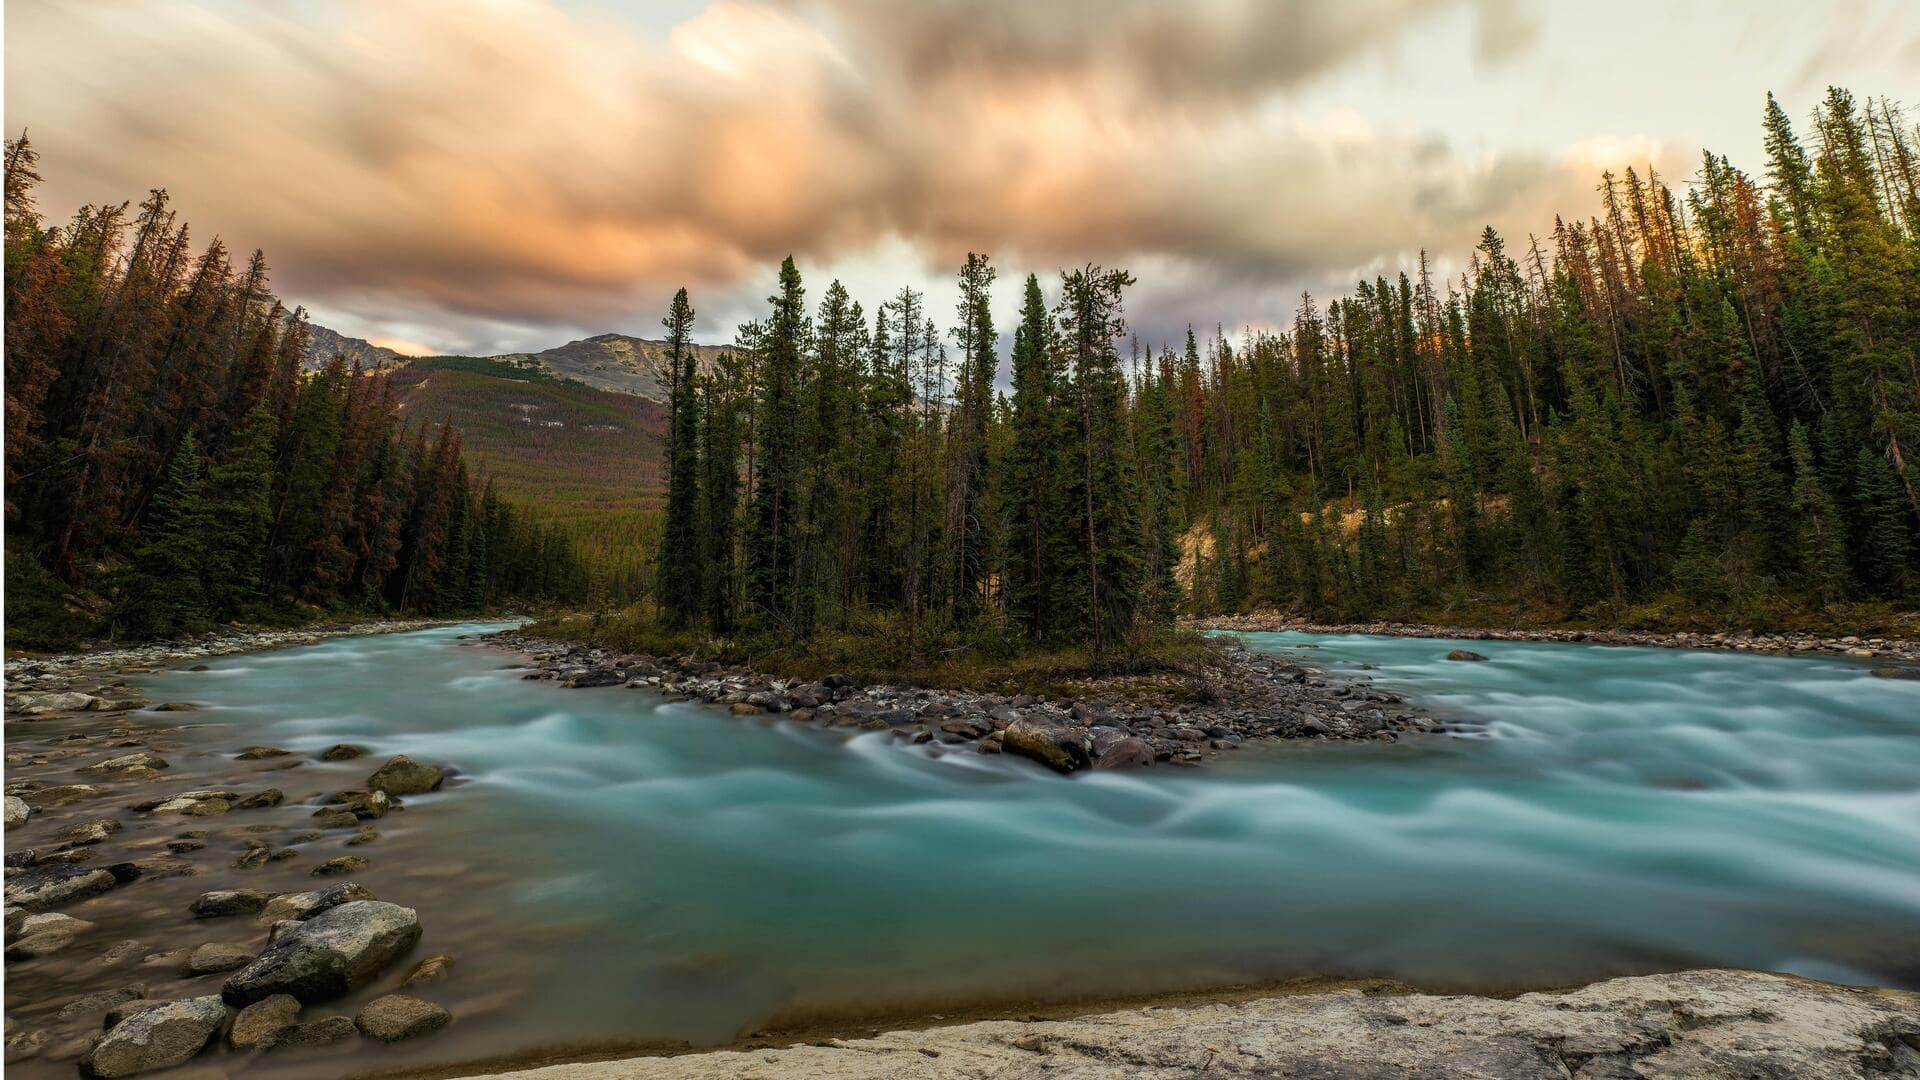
[303,324,728,403]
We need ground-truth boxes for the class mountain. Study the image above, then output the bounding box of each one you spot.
[299,320,408,372]
[488,333,731,401]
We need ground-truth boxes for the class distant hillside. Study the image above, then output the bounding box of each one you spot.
[388,356,668,592]
[489,333,730,401]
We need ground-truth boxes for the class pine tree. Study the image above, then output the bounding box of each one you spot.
[1789,421,1851,604]
[118,432,209,637]
[659,287,703,627]
[746,257,806,631]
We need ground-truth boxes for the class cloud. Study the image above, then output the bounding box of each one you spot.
[6,0,1591,350]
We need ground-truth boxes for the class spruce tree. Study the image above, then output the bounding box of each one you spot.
[659,287,703,627]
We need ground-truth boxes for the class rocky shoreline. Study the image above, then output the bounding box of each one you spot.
[470,968,1920,1080]
[486,629,1457,772]
[1190,610,1920,665]
[5,632,471,1077]
[4,618,467,681]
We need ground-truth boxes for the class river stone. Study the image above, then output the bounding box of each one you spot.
[1445,649,1490,661]
[259,883,373,924]
[22,784,106,809]
[400,953,455,987]
[354,994,451,1042]
[320,744,366,761]
[190,889,272,919]
[6,865,117,910]
[56,985,147,1023]
[1869,665,1920,679]
[1001,718,1092,774]
[185,942,255,975]
[80,995,226,1078]
[7,927,81,959]
[234,789,284,810]
[4,796,29,830]
[222,900,422,1005]
[57,818,124,846]
[228,994,300,1049]
[235,746,292,760]
[80,752,170,776]
[366,756,443,795]
[1094,736,1155,770]
[311,855,369,877]
[4,904,26,937]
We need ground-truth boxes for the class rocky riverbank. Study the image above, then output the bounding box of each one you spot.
[485,629,1454,772]
[472,968,1920,1080]
[1191,610,1920,664]
[4,637,470,1077]
[4,618,466,681]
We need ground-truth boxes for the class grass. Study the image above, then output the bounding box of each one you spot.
[522,607,1225,702]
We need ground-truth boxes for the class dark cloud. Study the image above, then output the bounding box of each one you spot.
[6,0,1591,350]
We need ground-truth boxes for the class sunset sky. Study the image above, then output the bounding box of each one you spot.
[7,0,1918,356]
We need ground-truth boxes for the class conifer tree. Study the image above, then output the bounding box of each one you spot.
[659,287,703,627]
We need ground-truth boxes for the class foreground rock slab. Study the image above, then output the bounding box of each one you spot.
[471,970,1919,1080]
[81,995,227,1078]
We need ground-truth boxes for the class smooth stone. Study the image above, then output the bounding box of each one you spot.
[81,752,169,775]
[222,900,422,1005]
[399,953,455,987]
[235,746,293,760]
[366,756,443,795]
[1445,649,1490,662]
[57,818,124,846]
[311,855,369,877]
[4,796,29,830]
[354,994,451,1042]
[5,866,117,910]
[1001,717,1092,774]
[1094,736,1155,770]
[190,890,272,919]
[319,744,366,762]
[269,1014,357,1049]
[184,942,255,975]
[233,789,284,810]
[228,994,300,1050]
[81,995,226,1078]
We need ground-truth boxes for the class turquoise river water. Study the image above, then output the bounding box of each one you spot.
[134,622,1920,1066]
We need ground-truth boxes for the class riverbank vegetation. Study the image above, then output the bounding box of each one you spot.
[2,139,590,649]
[610,86,1917,659]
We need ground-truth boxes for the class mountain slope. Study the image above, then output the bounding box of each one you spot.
[387,356,667,590]
[490,333,731,401]
[300,320,408,372]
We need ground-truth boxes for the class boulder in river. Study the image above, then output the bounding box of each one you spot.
[80,995,226,1078]
[311,855,369,877]
[222,900,422,1005]
[1001,718,1093,774]
[1095,737,1155,770]
[80,752,169,776]
[1869,665,1920,680]
[228,994,300,1050]
[320,744,366,761]
[366,756,444,795]
[1445,649,1490,662]
[354,994,451,1042]
[6,865,117,910]
[190,889,272,919]
[185,942,255,975]
[4,795,29,830]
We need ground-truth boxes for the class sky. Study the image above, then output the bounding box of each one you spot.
[6,0,1918,357]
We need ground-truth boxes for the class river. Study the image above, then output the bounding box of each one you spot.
[13,622,1920,1077]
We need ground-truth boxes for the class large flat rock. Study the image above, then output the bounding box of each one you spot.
[472,970,1919,1079]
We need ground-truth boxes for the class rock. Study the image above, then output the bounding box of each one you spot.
[235,746,293,760]
[258,883,373,924]
[22,784,106,809]
[7,927,82,959]
[165,839,205,853]
[1445,649,1489,661]
[494,969,1920,1079]
[311,809,359,829]
[1094,737,1155,770]
[18,911,94,937]
[270,1014,356,1048]
[311,855,369,877]
[325,788,392,818]
[345,826,381,846]
[80,995,226,1078]
[149,702,198,712]
[81,752,170,776]
[5,866,117,910]
[4,796,29,830]
[1870,665,1920,680]
[56,818,124,846]
[366,755,443,795]
[147,791,235,816]
[233,789,284,810]
[4,905,26,938]
[319,744,366,761]
[354,994,451,1042]
[222,901,422,1005]
[55,985,147,1023]
[190,889,272,919]
[399,953,455,987]
[185,942,255,975]
[228,994,300,1050]
[1001,718,1093,774]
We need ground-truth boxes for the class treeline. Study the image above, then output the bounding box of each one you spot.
[3,138,588,645]
[654,86,1918,645]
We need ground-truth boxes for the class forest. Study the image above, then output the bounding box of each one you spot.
[3,137,590,648]
[647,86,1920,659]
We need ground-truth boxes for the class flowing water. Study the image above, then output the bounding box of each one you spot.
[17,623,1920,1076]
